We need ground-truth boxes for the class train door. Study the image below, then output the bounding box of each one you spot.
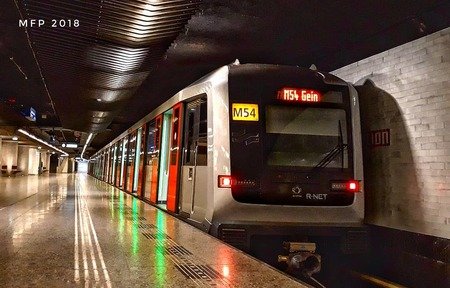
[120,138,127,188]
[126,132,137,194]
[180,96,207,222]
[149,117,161,203]
[167,103,183,213]
[136,125,146,197]
[103,152,108,181]
[157,110,172,206]
[105,150,110,182]
[115,140,122,187]
[111,145,116,184]
[109,146,115,184]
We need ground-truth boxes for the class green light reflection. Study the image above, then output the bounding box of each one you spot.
[110,188,115,219]
[156,209,166,232]
[131,198,139,255]
[154,209,167,286]
[118,192,124,243]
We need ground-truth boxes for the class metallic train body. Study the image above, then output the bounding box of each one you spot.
[90,63,366,255]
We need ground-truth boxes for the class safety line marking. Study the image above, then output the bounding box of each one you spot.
[74,176,112,287]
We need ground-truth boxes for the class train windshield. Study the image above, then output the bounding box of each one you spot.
[265,105,348,168]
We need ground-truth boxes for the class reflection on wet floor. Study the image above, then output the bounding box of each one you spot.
[0,174,305,288]
[12,186,67,248]
[104,185,233,287]
[0,176,45,208]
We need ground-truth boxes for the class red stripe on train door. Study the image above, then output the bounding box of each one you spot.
[167,103,183,213]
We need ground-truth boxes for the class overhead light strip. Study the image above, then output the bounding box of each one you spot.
[18,129,69,156]
[81,133,93,160]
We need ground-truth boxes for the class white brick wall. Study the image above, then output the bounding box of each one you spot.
[333,28,450,239]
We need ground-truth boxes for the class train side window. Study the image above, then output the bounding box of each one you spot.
[183,95,207,166]
[196,98,208,166]
[183,110,195,165]
[146,120,157,161]
[198,100,207,138]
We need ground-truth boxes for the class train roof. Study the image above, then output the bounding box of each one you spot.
[188,62,349,88]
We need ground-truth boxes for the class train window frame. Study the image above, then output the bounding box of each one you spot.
[145,119,157,164]
[265,105,349,168]
[183,94,208,167]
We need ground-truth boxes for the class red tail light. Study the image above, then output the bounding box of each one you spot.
[347,180,360,192]
[330,180,360,192]
[218,175,234,188]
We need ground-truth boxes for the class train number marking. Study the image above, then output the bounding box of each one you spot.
[232,103,259,121]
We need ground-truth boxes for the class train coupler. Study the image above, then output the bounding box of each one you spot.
[278,242,321,277]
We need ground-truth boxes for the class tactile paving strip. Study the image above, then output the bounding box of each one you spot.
[166,245,193,256]
[142,232,172,240]
[110,198,231,287]
[138,223,156,229]
[126,216,146,221]
[175,264,222,279]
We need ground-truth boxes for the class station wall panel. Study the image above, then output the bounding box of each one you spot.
[333,27,450,239]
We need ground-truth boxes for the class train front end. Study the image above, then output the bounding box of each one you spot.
[212,64,366,261]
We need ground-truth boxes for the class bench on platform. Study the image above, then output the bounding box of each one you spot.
[1,165,8,176]
[10,165,22,176]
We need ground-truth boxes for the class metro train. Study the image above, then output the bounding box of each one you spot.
[89,62,367,275]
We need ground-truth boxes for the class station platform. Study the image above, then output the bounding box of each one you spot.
[0,174,308,287]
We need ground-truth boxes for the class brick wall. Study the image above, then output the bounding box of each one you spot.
[332,28,450,239]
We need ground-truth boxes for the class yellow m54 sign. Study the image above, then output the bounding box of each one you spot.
[232,103,259,121]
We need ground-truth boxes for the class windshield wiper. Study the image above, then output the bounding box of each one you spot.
[306,120,347,178]
[313,143,347,170]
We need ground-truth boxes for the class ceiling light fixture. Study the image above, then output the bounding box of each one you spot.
[80,133,94,160]
[12,136,19,141]
[18,129,69,156]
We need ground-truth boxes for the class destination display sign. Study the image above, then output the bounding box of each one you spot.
[277,88,322,103]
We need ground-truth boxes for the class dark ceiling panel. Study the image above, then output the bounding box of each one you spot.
[15,0,201,133]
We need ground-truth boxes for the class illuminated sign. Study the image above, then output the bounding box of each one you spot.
[62,143,78,148]
[371,129,390,147]
[232,103,259,121]
[277,88,321,103]
[22,107,36,122]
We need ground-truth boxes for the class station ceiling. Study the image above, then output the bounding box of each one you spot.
[1,0,449,156]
